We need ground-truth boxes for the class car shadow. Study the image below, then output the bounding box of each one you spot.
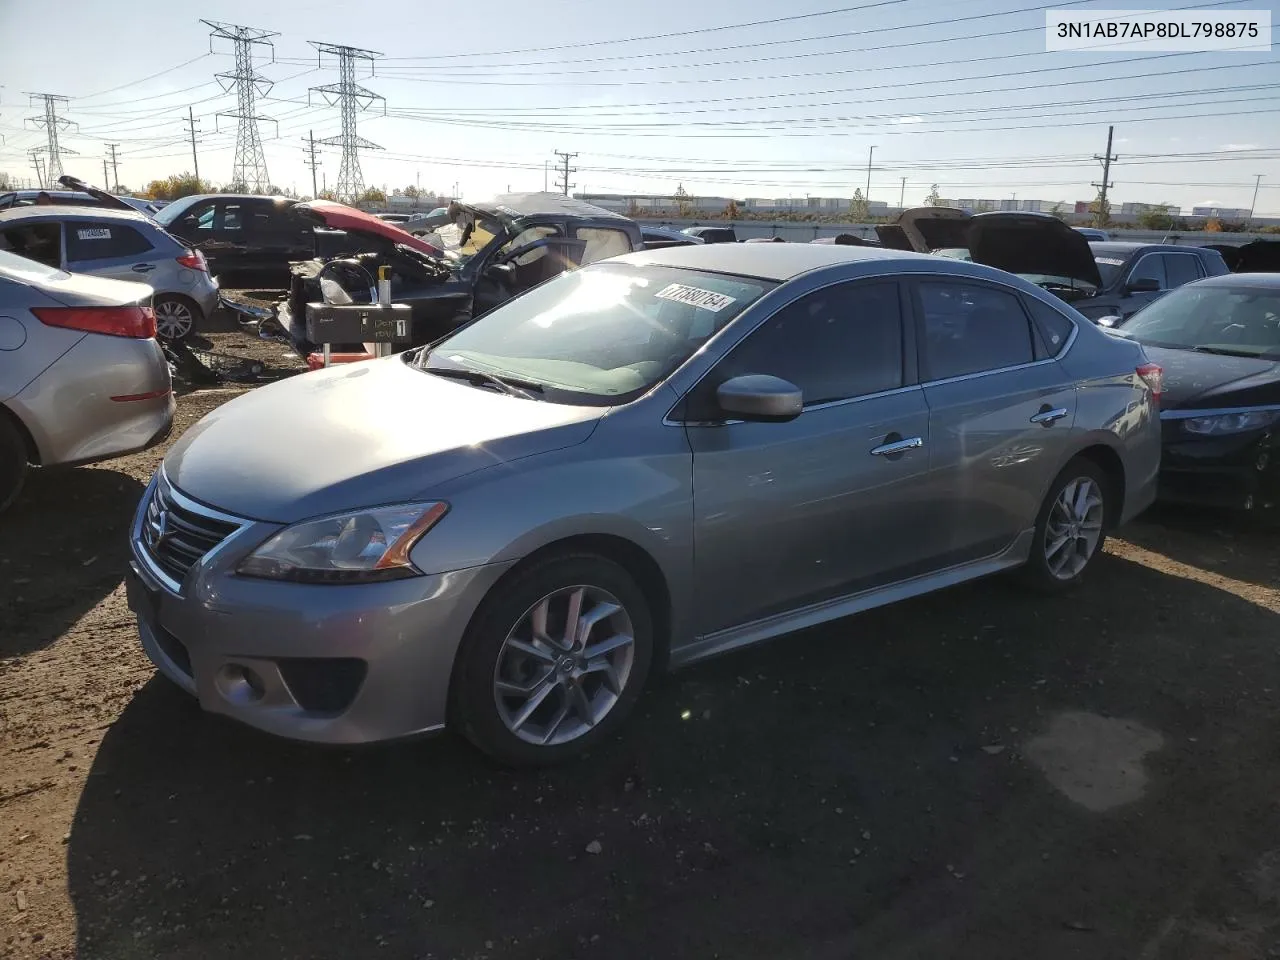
[68,554,1280,960]
[0,466,145,658]
[1121,504,1279,589]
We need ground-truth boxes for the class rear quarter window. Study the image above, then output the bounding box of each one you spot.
[1024,296,1076,357]
[66,222,155,261]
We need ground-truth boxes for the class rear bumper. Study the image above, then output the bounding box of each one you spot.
[10,334,174,466]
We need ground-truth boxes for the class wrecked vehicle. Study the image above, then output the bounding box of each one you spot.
[882,207,1230,323]
[277,193,643,364]
[1203,239,1280,274]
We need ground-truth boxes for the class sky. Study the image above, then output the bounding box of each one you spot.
[1,0,1278,214]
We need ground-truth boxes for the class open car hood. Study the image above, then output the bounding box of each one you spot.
[966,211,1103,288]
[873,223,914,251]
[296,200,444,258]
[55,175,135,212]
[1233,239,1280,273]
[895,206,972,252]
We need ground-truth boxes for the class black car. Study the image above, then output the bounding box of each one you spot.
[640,225,704,250]
[1111,273,1280,511]
[280,192,644,358]
[681,225,737,244]
[154,194,313,286]
[1084,241,1231,323]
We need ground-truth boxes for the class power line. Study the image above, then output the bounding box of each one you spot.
[204,20,278,191]
[308,42,384,203]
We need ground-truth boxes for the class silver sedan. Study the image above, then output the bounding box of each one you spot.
[128,244,1162,764]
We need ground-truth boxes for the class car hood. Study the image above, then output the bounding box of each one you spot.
[1138,344,1280,409]
[895,206,971,253]
[873,223,914,250]
[162,356,605,523]
[966,212,1103,288]
[295,200,445,258]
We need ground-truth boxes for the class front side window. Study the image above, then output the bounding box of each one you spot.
[1162,254,1203,289]
[1128,254,1168,290]
[65,222,154,261]
[917,280,1034,380]
[1118,285,1280,359]
[576,227,632,265]
[688,281,904,418]
[496,225,561,266]
[417,262,774,404]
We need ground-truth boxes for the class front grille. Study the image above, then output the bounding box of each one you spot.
[140,479,241,586]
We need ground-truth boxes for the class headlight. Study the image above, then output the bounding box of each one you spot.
[237,502,448,583]
[1182,410,1280,436]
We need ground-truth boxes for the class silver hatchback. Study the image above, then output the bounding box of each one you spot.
[0,206,218,341]
[128,244,1162,764]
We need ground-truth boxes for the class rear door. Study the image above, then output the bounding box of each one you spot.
[64,219,160,283]
[683,279,937,635]
[911,276,1078,564]
[247,201,312,274]
[209,199,256,275]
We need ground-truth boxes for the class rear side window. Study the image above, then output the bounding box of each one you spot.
[917,281,1034,380]
[0,222,62,268]
[1024,297,1076,358]
[66,222,155,261]
[693,280,904,416]
[1162,254,1202,288]
[575,227,632,265]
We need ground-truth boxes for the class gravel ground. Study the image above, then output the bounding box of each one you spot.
[2,329,1280,959]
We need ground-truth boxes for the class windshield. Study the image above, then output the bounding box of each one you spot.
[1094,255,1127,286]
[417,262,776,404]
[1119,284,1280,358]
[153,195,203,227]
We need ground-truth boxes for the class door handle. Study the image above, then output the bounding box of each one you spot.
[131,263,155,273]
[870,436,924,457]
[1030,407,1069,426]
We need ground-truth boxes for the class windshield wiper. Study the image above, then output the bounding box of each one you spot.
[420,363,545,399]
[1191,345,1265,358]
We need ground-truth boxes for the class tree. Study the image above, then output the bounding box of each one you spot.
[1088,188,1111,227]
[849,188,869,220]
[144,173,212,201]
[1136,203,1175,231]
[674,183,692,217]
[357,186,387,205]
[1047,202,1068,222]
[318,189,338,201]
[403,184,420,199]
[924,184,942,206]
[1204,217,1224,233]
[724,199,741,219]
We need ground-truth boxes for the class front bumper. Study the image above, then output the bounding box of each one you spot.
[127,473,514,744]
[1157,427,1279,511]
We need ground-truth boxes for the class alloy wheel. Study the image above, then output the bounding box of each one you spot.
[1044,476,1105,580]
[493,585,636,747]
[155,300,195,341]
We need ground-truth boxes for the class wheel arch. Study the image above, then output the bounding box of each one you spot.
[0,401,40,465]
[1069,441,1127,529]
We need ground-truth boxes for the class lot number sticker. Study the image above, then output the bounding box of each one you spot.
[77,228,111,240]
[655,283,736,312]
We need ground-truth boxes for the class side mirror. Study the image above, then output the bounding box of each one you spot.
[1125,277,1161,294]
[716,374,803,422]
[1096,315,1122,327]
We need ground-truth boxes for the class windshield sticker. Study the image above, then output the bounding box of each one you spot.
[76,228,111,240]
[1095,257,1126,266]
[655,283,736,312]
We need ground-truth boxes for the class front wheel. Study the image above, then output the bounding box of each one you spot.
[1019,457,1111,593]
[451,553,654,766]
[153,296,201,343]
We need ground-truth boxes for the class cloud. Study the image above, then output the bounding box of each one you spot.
[893,116,924,125]
[1197,199,1221,206]
[1220,143,1260,151]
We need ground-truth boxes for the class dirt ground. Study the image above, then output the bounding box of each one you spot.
[3,327,1280,959]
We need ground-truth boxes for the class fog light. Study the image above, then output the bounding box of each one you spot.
[216,664,266,704]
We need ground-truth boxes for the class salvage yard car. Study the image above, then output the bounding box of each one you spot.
[1110,272,1280,511]
[127,243,1162,765]
[154,193,315,286]
[0,249,173,511]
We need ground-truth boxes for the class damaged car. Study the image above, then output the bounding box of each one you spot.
[882,207,1230,323]
[277,193,643,364]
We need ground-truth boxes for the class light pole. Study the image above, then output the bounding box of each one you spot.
[899,176,906,209]
[865,145,876,202]
[1247,174,1263,230]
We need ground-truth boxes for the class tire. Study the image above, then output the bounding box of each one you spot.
[154,296,201,343]
[0,413,29,514]
[451,552,655,766]
[1019,456,1111,594]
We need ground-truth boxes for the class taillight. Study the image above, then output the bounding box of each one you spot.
[176,249,207,271]
[1136,362,1164,403]
[32,305,157,339]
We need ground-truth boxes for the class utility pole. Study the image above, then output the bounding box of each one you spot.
[28,149,44,189]
[204,20,278,192]
[1247,174,1263,231]
[24,93,76,183]
[106,143,120,191]
[899,176,906,209]
[102,157,110,190]
[309,41,384,203]
[544,160,549,192]
[302,129,321,198]
[1091,125,1118,227]
[183,106,201,184]
[553,150,577,197]
[865,145,876,202]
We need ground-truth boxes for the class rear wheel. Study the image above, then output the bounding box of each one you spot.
[0,414,29,514]
[154,296,200,343]
[451,553,654,766]
[1019,457,1111,593]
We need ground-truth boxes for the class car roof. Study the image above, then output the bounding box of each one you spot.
[1193,272,1280,289]
[0,206,156,226]
[617,241,945,281]
[1088,241,1210,255]
[470,192,630,222]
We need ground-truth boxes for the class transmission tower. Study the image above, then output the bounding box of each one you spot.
[309,42,384,203]
[24,93,76,183]
[203,20,278,192]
